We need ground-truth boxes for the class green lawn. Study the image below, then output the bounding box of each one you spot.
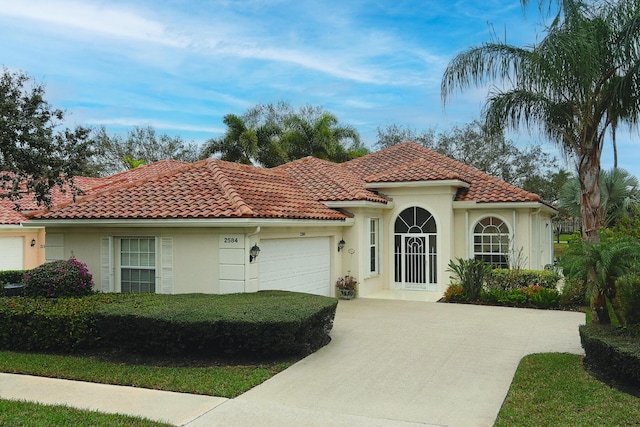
[495,353,640,426]
[0,351,292,398]
[0,399,170,427]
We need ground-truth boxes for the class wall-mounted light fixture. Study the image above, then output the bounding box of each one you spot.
[249,244,261,262]
[337,239,346,252]
[30,239,36,247]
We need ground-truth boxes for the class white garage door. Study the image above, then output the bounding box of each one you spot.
[260,237,331,296]
[0,237,23,270]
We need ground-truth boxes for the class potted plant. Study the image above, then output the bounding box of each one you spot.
[336,274,358,300]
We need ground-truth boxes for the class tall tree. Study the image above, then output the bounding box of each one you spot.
[442,0,640,243]
[91,126,199,175]
[0,68,94,206]
[203,102,365,166]
[281,111,362,162]
[442,0,640,322]
[374,124,435,150]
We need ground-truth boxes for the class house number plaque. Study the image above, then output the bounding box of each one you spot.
[219,234,244,248]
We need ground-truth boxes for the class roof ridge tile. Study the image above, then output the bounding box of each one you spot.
[205,160,254,217]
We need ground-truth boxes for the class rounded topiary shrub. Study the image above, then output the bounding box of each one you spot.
[23,259,95,298]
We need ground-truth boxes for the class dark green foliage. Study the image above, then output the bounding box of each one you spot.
[480,286,560,308]
[23,259,94,298]
[0,297,98,351]
[498,289,528,305]
[0,292,337,358]
[559,277,588,307]
[580,324,640,386]
[529,287,560,308]
[201,102,366,167]
[0,68,95,205]
[0,270,26,285]
[447,258,492,301]
[616,274,640,326]
[560,236,640,324]
[485,269,561,290]
[94,292,337,357]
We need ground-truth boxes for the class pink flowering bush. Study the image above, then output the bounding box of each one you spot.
[23,259,95,298]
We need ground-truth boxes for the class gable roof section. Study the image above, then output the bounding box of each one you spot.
[29,159,347,221]
[276,156,388,204]
[343,142,545,204]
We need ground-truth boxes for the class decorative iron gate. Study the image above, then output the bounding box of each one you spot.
[394,207,437,291]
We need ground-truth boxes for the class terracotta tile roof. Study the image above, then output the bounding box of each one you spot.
[276,156,388,203]
[0,199,27,225]
[81,160,188,193]
[30,159,347,221]
[364,159,468,184]
[16,142,548,223]
[343,142,544,204]
[1,175,104,224]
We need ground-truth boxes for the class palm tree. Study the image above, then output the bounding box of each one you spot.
[280,112,362,163]
[442,0,640,244]
[201,114,256,165]
[561,237,640,324]
[560,168,640,228]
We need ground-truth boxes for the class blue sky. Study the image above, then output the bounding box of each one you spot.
[1,0,638,178]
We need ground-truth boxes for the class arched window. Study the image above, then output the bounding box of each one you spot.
[394,207,437,290]
[473,217,510,268]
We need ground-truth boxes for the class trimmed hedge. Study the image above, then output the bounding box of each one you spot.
[580,324,640,385]
[0,297,98,351]
[486,269,561,290]
[95,292,338,357]
[0,291,337,358]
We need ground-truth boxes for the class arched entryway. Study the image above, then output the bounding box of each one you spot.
[394,206,437,290]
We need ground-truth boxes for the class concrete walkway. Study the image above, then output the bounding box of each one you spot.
[0,299,585,426]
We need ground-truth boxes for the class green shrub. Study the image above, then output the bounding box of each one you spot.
[23,259,94,298]
[443,284,466,302]
[0,270,27,285]
[447,258,491,301]
[498,288,528,305]
[480,288,505,304]
[94,291,337,357]
[559,277,588,307]
[529,287,560,308]
[580,324,640,386]
[486,269,561,290]
[616,274,640,326]
[0,296,99,351]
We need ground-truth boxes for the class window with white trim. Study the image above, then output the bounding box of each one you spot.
[368,218,380,275]
[473,217,509,268]
[120,237,156,293]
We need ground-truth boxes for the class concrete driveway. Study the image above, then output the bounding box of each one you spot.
[188,299,585,427]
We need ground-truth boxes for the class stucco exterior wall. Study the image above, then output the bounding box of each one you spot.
[452,207,554,271]
[45,227,222,294]
[43,224,347,296]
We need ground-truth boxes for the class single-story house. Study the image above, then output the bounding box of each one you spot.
[20,142,556,297]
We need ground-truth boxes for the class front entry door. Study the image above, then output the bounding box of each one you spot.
[397,234,437,290]
[394,207,438,291]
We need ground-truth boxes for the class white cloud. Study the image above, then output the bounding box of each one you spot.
[87,117,225,134]
[1,0,187,47]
